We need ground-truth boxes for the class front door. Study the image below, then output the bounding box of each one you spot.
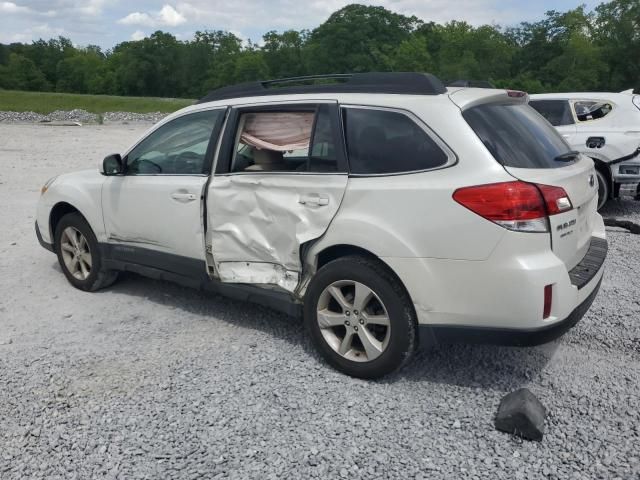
[206,102,348,292]
[102,109,226,262]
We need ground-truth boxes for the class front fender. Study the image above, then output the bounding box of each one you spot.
[37,169,106,244]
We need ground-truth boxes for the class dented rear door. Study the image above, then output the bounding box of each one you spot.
[205,101,348,292]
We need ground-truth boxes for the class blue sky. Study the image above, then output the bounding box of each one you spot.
[0,0,602,48]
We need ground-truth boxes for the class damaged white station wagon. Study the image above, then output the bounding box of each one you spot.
[36,73,607,378]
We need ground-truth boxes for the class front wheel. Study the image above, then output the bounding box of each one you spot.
[54,212,118,291]
[304,255,417,379]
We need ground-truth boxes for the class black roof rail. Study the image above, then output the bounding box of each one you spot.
[196,72,447,103]
[447,79,495,89]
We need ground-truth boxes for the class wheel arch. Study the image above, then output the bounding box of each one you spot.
[49,202,90,245]
[316,244,380,270]
[589,157,614,200]
[301,243,415,313]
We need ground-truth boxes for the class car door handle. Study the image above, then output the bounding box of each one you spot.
[171,192,198,202]
[299,194,329,206]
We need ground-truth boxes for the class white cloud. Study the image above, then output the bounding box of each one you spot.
[0,1,31,14]
[78,0,108,16]
[119,12,154,27]
[118,4,186,28]
[131,29,146,41]
[158,5,186,26]
[32,23,66,36]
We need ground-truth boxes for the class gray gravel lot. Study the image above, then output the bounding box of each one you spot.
[1,123,639,479]
[0,109,168,124]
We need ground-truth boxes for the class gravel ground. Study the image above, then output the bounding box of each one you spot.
[0,110,168,124]
[0,123,639,480]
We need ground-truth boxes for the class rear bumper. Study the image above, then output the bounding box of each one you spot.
[420,277,602,347]
[414,236,607,347]
[611,148,640,184]
[35,221,54,253]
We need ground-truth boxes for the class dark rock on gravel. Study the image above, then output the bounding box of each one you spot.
[495,388,546,441]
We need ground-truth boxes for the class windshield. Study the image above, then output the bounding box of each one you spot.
[463,103,572,169]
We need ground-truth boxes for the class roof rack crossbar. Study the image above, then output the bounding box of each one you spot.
[196,72,447,104]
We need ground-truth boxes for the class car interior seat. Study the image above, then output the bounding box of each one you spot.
[245,148,287,171]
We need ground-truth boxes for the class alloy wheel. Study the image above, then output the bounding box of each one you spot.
[316,280,391,362]
[60,226,92,280]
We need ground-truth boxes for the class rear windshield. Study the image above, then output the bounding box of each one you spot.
[463,103,572,169]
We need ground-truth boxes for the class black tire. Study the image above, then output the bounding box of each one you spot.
[304,255,417,379]
[54,212,118,291]
[595,168,609,211]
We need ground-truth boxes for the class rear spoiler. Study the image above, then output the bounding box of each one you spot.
[620,89,635,95]
[448,88,529,110]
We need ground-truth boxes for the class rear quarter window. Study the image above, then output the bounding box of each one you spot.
[342,107,450,174]
[463,103,572,169]
[573,101,612,122]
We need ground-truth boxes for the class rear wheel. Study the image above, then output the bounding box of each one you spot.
[304,255,417,379]
[54,212,118,291]
[595,168,609,211]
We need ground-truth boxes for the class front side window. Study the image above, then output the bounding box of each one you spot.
[231,104,339,173]
[342,107,449,175]
[529,100,574,126]
[127,110,223,175]
[463,103,572,169]
[573,101,612,122]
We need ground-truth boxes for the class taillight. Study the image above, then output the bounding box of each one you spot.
[537,184,573,215]
[452,181,572,233]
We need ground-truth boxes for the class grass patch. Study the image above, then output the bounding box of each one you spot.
[0,90,194,114]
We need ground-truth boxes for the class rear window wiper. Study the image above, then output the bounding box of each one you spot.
[554,150,580,162]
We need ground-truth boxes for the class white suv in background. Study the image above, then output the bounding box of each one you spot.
[36,73,607,378]
[530,90,640,209]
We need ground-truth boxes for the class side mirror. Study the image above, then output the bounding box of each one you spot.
[102,154,123,175]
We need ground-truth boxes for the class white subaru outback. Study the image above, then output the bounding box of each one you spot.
[36,73,607,379]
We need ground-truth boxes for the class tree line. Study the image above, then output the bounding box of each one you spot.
[0,1,637,99]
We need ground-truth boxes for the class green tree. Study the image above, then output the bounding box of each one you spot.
[56,48,105,93]
[0,53,50,90]
[195,30,243,91]
[593,0,640,91]
[391,35,434,72]
[305,4,421,74]
[0,2,637,97]
[21,37,75,88]
[109,31,183,97]
[233,49,269,83]
[262,30,307,78]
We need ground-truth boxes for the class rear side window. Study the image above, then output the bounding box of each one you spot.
[342,107,449,174]
[573,101,612,122]
[529,100,574,126]
[463,103,572,169]
[230,104,339,173]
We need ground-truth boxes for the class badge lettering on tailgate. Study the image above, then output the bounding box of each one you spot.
[557,218,577,237]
